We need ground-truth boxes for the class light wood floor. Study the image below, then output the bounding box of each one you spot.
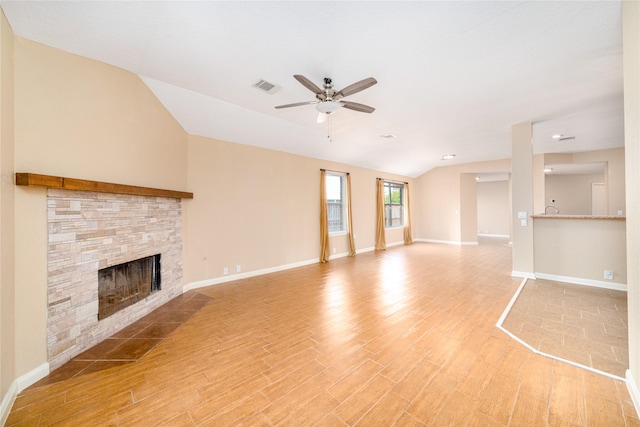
[7,242,640,426]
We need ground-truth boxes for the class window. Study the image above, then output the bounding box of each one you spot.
[326,173,346,233]
[384,181,404,228]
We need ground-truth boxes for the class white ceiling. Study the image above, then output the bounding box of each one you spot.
[0,1,624,178]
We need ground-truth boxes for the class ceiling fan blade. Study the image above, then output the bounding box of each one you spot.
[341,101,375,113]
[274,101,319,109]
[293,75,323,95]
[336,77,377,99]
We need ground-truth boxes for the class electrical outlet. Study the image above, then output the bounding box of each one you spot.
[223,267,228,275]
[236,264,241,273]
[604,270,613,280]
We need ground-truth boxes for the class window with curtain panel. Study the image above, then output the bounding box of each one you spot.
[384,181,404,227]
[326,173,346,233]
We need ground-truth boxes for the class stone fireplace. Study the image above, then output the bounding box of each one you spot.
[47,188,184,370]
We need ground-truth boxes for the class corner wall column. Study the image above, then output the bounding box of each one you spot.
[624,0,640,405]
[511,122,535,277]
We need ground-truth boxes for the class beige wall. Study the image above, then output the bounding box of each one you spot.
[185,134,413,284]
[623,0,640,391]
[414,158,510,243]
[544,148,625,215]
[11,39,189,378]
[477,180,510,236]
[574,149,626,215]
[511,123,534,276]
[0,8,15,399]
[460,174,478,243]
[14,38,188,189]
[533,154,545,215]
[533,218,627,285]
[545,173,605,215]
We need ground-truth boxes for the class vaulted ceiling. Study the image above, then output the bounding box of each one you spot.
[1,1,624,177]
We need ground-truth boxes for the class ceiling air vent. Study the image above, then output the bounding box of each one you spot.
[252,79,281,94]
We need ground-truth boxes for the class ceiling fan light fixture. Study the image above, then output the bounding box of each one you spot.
[316,101,342,114]
[441,154,456,160]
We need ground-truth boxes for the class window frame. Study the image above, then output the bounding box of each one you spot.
[325,173,347,235]
[383,181,405,229]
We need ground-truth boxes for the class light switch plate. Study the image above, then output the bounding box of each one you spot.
[518,211,527,219]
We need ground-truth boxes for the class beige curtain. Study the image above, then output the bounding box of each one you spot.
[346,174,356,257]
[375,178,386,250]
[404,182,413,245]
[320,170,330,262]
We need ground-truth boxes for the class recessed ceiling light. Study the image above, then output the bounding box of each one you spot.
[544,168,554,173]
[551,134,563,139]
[441,154,456,160]
[475,176,480,181]
[380,133,397,139]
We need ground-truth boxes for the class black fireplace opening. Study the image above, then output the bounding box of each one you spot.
[98,254,161,320]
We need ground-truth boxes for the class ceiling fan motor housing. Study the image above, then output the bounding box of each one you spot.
[274,75,376,115]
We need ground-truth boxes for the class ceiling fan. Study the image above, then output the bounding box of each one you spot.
[275,75,377,123]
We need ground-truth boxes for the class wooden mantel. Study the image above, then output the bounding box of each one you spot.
[15,173,193,199]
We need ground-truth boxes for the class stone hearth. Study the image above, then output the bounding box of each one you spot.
[47,189,183,370]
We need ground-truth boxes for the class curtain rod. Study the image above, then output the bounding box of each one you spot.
[377,177,408,184]
[320,168,349,175]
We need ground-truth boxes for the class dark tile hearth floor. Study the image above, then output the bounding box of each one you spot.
[29,291,212,389]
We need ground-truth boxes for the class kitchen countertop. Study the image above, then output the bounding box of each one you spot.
[530,214,626,220]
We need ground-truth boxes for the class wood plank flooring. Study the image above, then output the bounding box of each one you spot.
[7,242,640,426]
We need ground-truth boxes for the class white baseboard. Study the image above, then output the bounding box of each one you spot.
[184,257,320,291]
[386,240,406,248]
[535,272,627,291]
[1,362,49,425]
[477,233,510,238]
[511,271,536,279]
[414,238,478,246]
[627,370,640,418]
[0,382,18,426]
[356,246,375,254]
[184,241,413,292]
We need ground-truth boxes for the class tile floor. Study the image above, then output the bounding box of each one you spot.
[502,278,628,378]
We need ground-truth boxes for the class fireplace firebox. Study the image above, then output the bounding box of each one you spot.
[98,254,161,320]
